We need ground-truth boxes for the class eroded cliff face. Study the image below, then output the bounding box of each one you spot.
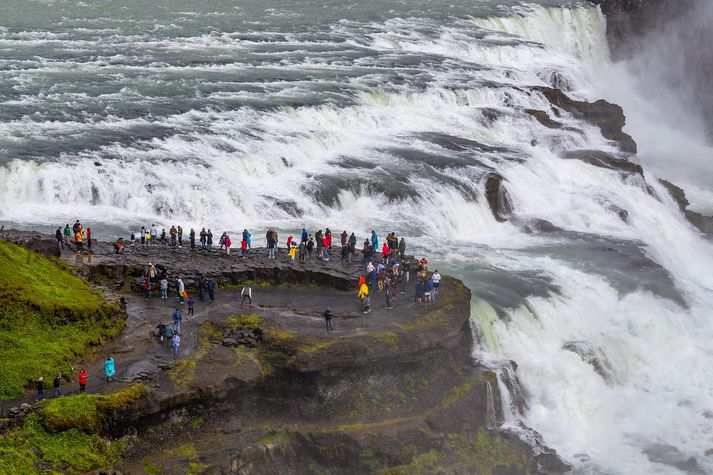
[590,0,694,58]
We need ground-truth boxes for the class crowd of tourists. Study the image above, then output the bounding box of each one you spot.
[33,356,115,401]
[38,220,442,398]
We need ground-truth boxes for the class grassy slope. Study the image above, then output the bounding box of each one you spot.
[0,384,149,474]
[0,240,125,400]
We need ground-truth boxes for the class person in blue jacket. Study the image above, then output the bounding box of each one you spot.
[371,230,378,250]
[104,356,115,383]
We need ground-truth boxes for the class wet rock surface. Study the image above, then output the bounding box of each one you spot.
[1,231,569,474]
[534,86,637,154]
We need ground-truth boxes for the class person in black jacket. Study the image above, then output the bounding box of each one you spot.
[207,278,216,301]
[324,308,334,332]
[56,227,64,250]
[35,377,44,401]
[53,373,62,397]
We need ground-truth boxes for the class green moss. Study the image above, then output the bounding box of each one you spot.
[186,461,209,474]
[0,240,126,400]
[227,313,262,328]
[267,325,296,342]
[39,384,150,432]
[258,430,294,449]
[444,428,524,473]
[376,449,442,475]
[0,413,122,474]
[142,461,161,475]
[440,377,479,409]
[190,418,204,430]
[374,332,398,348]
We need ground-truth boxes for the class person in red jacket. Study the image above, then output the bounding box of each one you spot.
[322,236,330,261]
[78,369,88,393]
[382,242,389,260]
[241,239,248,258]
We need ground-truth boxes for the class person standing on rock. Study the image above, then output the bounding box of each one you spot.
[289,243,297,262]
[207,229,214,251]
[322,235,330,261]
[240,284,252,309]
[170,226,178,248]
[225,233,232,255]
[140,226,146,246]
[286,235,293,249]
[187,295,195,318]
[315,229,323,256]
[241,237,248,258]
[341,245,349,265]
[358,281,370,314]
[171,333,181,356]
[384,276,394,310]
[244,229,252,249]
[371,230,378,251]
[340,230,348,247]
[298,240,306,262]
[78,369,88,393]
[189,228,196,249]
[266,230,276,259]
[35,377,44,401]
[53,373,62,397]
[85,227,91,252]
[63,224,72,247]
[160,277,168,299]
[177,226,183,247]
[75,229,84,253]
[198,276,206,302]
[362,239,372,265]
[172,308,183,334]
[301,228,308,243]
[432,270,441,294]
[150,224,158,245]
[143,277,151,300]
[104,356,115,383]
[207,278,216,302]
[219,232,227,251]
[325,228,332,250]
[176,277,186,304]
[200,228,207,250]
[324,308,334,332]
[398,238,406,260]
[306,235,314,260]
[56,227,64,250]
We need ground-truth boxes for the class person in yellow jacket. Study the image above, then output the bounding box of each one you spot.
[288,244,298,262]
[358,283,370,314]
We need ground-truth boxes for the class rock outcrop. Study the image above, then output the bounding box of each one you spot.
[485,173,514,222]
[659,179,713,234]
[534,87,637,154]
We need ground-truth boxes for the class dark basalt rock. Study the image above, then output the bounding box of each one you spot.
[643,443,705,474]
[563,340,618,383]
[533,87,638,154]
[561,149,643,177]
[659,179,713,234]
[485,173,514,222]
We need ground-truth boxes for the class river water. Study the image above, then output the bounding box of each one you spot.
[2,1,713,473]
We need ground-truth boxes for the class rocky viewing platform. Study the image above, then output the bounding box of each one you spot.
[0,229,568,474]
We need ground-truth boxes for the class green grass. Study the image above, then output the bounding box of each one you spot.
[0,241,126,400]
[38,384,150,432]
[0,413,122,474]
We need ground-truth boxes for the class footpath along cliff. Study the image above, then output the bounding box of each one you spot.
[0,230,569,474]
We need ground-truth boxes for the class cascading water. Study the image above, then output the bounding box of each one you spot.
[1,1,711,473]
